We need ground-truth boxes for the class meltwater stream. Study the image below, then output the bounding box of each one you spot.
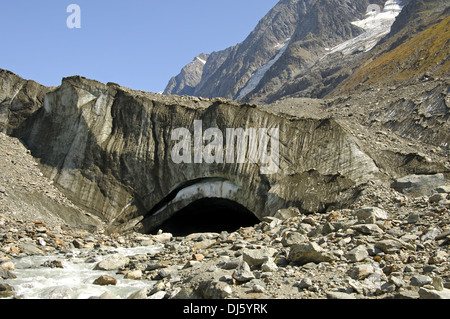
[4,245,164,299]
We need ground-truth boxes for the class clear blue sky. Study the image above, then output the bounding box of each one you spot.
[0,1,279,93]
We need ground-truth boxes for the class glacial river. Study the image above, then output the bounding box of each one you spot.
[4,245,164,299]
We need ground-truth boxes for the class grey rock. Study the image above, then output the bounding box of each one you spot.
[93,275,117,286]
[261,257,278,272]
[0,283,15,298]
[418,288,450,299]
[434,185,450,194]
[221,256,243,270]
[288,242,337,265]
[274,207,300,220]
[351,224,384,235]
[347,264,375,280]
[391,174,446,197]
[298,278,313,289]
[233,261,255,283]
[0,268,16,280]
[197,281,233,299]
[354,207,388,222]
[94,253,130,271]
[242,248,277,267]
[407,212,421,224]
[93,291,120,299]
[148,291,167,299]
[20,243,44,256]
[344,245,369,262]
[326,291,357,299]
[410,275,433,287]
[421,227,441,242]
[127,288,149,299]
[375,239,404,254]
[282,231,307,247]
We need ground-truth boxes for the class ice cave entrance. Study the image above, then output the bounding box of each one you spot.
[151,197,260,236]
[147,177,260,236]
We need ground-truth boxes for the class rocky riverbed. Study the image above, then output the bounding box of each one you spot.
[1,182,449,299]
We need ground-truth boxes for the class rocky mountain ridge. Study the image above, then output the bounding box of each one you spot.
[164,0,449,104]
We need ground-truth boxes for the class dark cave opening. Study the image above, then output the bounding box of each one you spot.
[151,198,261,237]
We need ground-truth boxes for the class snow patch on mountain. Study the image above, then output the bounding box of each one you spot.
[325,0,403,56]
[237,38,291,100]
[196,56,207,65]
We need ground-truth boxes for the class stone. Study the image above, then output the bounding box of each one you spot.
[192,254,204,262]
[93,275,117,286]
[242,248,277,267]
[354,207,388,222]
[41,260,64,269]
[410,275,433,287]
[127,288,149,299]
[193,239,216,250]
[94,292,120,299]
[326,291,357,299]
[151,233,173,243]
[418,288,450,299]
[20,243,44,255]
[375,239,403,254]
[429,193,446,203]
[428,250,448,264]
[198,281,233,299]
[351,224,384,235]
[94,254,129,271]
[390,276,406,288]
[391,174,446,197]
[1,261,14,271]
[148,291,167,299]
[347,264,375,280]
[298,278,313,290]
[421,227,441,242]
[407,212,421,224]
[274,207,300,220]
[125,269,142,280]
[281,231,307,247]
[288,242,336,265]
[72,239,83,249]
[0,268,16,280]
[434,185,450,194]
[233,261,255,283]
[261,257,278,272]
[0,283,15,298]
[221,257,243,270]
[433,277,444,291]
[253,284,265,293]
[381,281,397,293]
[344,245,369,262]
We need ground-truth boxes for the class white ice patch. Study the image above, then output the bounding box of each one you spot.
[237,38,291,100]
[324,0,403,56]
[152,179,242,218]
[196,56,207,65]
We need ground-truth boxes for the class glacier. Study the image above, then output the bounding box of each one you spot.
[325,0,403,56]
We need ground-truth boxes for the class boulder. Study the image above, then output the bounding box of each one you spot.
[288,242,336,265]
[93,275,117,286]
[94,253,130,271]
[419,288,450,299]
[354,207,388,222]
[242,248,277,267]
[391,174,446,197]
[233,261,255,283]
[344,245,369,262]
